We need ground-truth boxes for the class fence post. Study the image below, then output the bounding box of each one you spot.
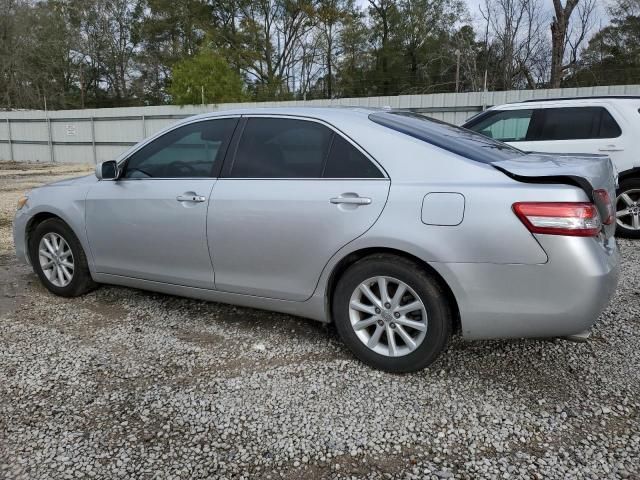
[6,118,13,162]
[46,115,55,163]
[141,115,147,138]
[91,116,97,164]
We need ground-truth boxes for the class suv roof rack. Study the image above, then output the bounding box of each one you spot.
[515,95,640,104]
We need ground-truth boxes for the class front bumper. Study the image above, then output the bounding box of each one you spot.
[432,235,619,340]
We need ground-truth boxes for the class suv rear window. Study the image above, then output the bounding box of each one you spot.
[369,111,524,164]
[536,107,621,140]
[466,106,622,142]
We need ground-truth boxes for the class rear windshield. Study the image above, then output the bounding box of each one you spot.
[369,111,524,164]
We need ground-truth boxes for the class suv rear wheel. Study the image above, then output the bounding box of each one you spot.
[332,254,452,373]
[616,177,640,238]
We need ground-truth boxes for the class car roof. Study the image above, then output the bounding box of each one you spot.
[492,96,640,110]
[518,95,640,103]
[185,106,381,124]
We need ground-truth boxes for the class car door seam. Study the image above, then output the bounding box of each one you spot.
[305,179,393,302]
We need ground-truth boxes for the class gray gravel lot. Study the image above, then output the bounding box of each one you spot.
[0,162,639,479]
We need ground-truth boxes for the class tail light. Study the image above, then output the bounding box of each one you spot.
[513,202,602,237]
[593,189,614,225]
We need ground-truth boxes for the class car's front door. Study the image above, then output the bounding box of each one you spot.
[207,116,390,301]
[85,117,238,288]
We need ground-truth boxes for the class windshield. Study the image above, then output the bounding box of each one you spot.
[369,111,525,164]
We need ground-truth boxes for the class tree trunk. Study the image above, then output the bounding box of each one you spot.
[550,0,579,88]
[327,51,332,98]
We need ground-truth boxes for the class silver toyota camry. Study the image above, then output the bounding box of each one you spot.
[13,108,620,372]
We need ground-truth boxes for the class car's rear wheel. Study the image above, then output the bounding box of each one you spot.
[332,254,451,373]
[29,218,96,297]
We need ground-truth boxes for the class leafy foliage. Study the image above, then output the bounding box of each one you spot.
[168,48,245,104]
[0,0,637,110]
[567,11,640,86]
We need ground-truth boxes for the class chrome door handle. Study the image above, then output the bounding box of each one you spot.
[176,194,206,203]
[330,196,372,205]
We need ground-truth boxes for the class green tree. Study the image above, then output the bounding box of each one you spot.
[316,0,352,98]
[335,5,370,97]
[168,48,245,104]
[569,13,640,86]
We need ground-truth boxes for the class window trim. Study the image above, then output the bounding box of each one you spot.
[116,116,240,181]
[218,114,389,180]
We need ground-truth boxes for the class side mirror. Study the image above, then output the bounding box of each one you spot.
[95,160,119,180]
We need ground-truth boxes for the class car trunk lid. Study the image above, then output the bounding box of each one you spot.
[492,153,617,238]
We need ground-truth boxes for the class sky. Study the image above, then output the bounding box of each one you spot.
[355,0,611,39]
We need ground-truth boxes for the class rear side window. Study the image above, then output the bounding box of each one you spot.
[229,117,384,178]
[536,107,621,141]
[599,109,623,138]
[230,118,332,178]
[467,109,533,142]
[323,135,384,178]
[370,111,524,164]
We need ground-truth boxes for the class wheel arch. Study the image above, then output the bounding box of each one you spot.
[618,167,640,183]
[325,247,461,333]
[25,212,74,263]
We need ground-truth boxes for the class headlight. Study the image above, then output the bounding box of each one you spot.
[16,196,29,211]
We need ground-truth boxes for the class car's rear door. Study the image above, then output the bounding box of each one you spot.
[85,117,238,288]
[207,116,390,301]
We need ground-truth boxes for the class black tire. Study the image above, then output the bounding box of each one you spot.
[28,218,97,297]
[616,177,640,239]
[332,254,452,373]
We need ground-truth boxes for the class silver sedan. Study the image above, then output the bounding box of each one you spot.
[13,108,620,372]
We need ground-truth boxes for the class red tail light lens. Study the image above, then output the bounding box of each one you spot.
[593,189,614,225]
[513,202,602,237]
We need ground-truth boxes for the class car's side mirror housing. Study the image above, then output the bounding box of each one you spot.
[95,160,119,180]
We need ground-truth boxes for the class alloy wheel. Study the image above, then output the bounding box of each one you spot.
[348,276,428,357]
[38,232,74,287]
[616,189,640,231]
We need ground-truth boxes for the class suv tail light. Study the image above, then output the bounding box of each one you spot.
[593,189,614,225]
[513,202,602,237]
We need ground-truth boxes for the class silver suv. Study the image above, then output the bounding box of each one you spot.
[464,96,640,237]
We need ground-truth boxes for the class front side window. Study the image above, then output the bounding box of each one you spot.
[467,110,534,142]
[124,118,237,178]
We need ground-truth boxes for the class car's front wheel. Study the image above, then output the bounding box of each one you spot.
[616,178,640,238]
[332,254,452,373]
[29,218,96,297]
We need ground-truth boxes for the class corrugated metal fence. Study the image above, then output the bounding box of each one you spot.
[2,84,639,164]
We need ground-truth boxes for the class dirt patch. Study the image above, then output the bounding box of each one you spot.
[175,329,224,346]
[82,298,131,326]
[0,255,33,317]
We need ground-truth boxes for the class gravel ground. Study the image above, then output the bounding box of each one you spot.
[0,162,639,480]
